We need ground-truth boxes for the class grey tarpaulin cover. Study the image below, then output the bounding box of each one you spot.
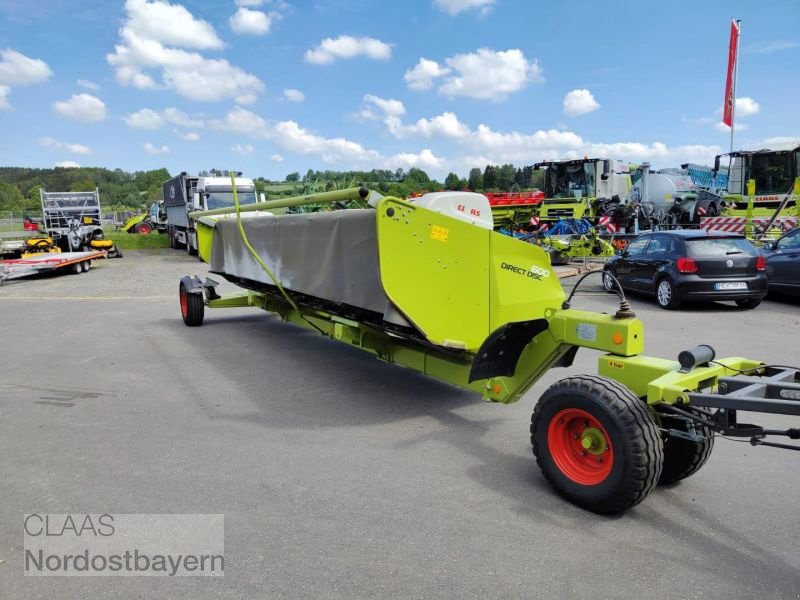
[210,209,410,326]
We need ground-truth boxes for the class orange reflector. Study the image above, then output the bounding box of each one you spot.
[492,384,502,394]
[612,332,624,345]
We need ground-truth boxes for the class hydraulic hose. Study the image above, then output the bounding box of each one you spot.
[229,173,325,333]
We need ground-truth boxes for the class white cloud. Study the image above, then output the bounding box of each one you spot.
[271,120,380,163]
[175,129,200,141]
[304,35,392,65]
[54,161,81,168]
[747,40,800,54]
[107,1,264,104]
[433,0,494,15]
[0,48,52,86]
[390,112,471,140]
[77,79,100,91]
[163,107,204,128]
[735,97,760,117]
[457,123,721,167]
[563,89,600,116]
[0,48,52,109]
[363,94,405,117]
[143,142,170,155]
[124,0,223,50]
[404,58,450,91]
[714,122,748,133]
[236,0,263,5]
[283,88,305,102]
[123,107,205,130]
[231,143,254,155]
[440,48,543,100]
[361,95,467,142]
[230,8,272,35]
[53,93,106,122]
[124,107,165,129]
[753,136,800,149]
[408,49,543,100]
[269,154,284,162]
[39,137,93,155]
[388,149,444,170]
[210,106,270,138]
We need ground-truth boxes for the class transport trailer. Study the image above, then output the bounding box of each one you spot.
[179,183,799,513]
[0,251,106,284]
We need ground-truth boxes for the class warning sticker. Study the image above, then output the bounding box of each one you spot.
[430,225,449,242]
[576,323,597,342]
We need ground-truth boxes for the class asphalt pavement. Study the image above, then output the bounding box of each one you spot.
[1,249,798,599]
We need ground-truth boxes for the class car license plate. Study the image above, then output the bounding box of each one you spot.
[715,282,748,290]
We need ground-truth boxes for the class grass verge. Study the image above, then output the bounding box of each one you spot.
[105,229,171,250]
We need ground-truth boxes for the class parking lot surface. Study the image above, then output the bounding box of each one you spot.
[1,250,798,599]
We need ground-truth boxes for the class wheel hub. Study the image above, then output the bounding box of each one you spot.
[547,408,614,485]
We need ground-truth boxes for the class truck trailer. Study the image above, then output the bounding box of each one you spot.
[163,172,262,255]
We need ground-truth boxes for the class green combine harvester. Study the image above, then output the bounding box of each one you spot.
[179,182,799,513]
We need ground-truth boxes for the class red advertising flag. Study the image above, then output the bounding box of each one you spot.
[722,19,740,127]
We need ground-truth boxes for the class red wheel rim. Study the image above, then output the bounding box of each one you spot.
[547,408,613,485]
[139,224,152,235]
[180,288,188,318]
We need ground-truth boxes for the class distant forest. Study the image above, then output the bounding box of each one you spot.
[0,163,544,213]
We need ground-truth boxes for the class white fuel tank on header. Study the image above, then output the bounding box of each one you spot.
[408,192,494,230]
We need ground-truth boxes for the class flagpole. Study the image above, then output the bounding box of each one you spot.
[730,19,741,153]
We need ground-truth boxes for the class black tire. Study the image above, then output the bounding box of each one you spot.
[602,269,617,293]
[187,237,198,256]
[531,375,663,514]
[179,280,204,326]
[659,410,714,485]
[735,298,761,309]
[655,277,681,310]
[168,226,176,249]
[705,203,718,218]
[71,262,82,275]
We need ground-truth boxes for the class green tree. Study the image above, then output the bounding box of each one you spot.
[70,178,97,192]
[467,168,483,191]
[483,165,497,190]
[286,172,300,182]
[0,181,25,211]
[444,172,461,190]
[386,183,410,198]
[497,164,516,191]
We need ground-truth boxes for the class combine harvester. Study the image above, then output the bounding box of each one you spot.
[178,183,799,513]
[692,145,800,241]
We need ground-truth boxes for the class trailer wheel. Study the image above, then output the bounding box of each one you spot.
[659,414,714,485]
[82,260,91,272]
[531,375,663,513]
[179,280,204,326]
[71,262,83,275]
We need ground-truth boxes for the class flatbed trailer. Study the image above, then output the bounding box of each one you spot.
[0,231,32,257]
[178,183,798,514]
[0,250,106,284]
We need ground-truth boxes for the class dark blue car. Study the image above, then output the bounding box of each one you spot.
[761,227,800,297]
[602,230,767,309]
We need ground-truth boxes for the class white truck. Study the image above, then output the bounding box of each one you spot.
[163,172,263,255]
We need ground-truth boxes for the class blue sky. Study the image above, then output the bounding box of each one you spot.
[0,0,798,180]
